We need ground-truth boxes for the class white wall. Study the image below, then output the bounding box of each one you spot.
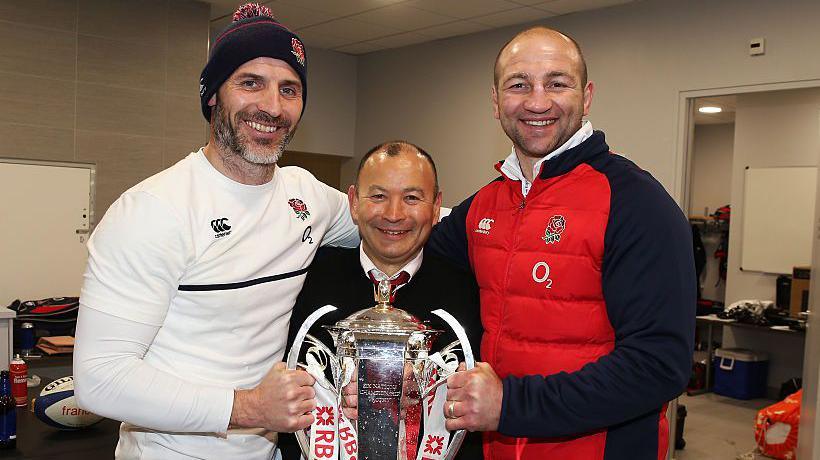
[726,88,820,304]
[288,46,358,158]
[690,124,734,220]
[348,0,820,204]
[690,123,734,302]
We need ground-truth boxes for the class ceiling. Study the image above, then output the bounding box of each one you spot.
[206,0,634,55]
[694,96,737,125]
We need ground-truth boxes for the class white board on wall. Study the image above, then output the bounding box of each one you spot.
[741,166,817,274]
[0,159,94,306]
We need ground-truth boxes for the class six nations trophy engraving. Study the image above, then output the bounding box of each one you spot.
[286,279,475,460]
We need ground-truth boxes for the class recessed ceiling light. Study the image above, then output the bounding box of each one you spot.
[698,106,722,114]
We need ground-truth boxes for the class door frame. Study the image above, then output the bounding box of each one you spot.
[674,79,820,458]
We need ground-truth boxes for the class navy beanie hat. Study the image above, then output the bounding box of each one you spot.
[199,3,308,122]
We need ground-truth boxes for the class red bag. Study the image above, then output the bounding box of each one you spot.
[755,390,801,459]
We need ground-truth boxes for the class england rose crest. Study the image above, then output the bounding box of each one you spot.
[288,198,310,220]
[291,38,306,66]
[542,215,566,245]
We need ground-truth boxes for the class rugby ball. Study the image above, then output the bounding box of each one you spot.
[33,376,103,430]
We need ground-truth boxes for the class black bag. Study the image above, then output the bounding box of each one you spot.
[692,224,706,299]
[6,297,79,340]
[675,404,687,450]
[779,378,802,401]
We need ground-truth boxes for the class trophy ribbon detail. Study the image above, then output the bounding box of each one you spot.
[337,406,358,460]
[307,368,339,460]
[417,372,451,460]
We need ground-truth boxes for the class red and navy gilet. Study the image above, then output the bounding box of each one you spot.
[428,131,696,460]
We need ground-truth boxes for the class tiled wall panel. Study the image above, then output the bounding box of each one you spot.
[77,83,166,137]
[0,123,74,161]
[78,0,167,46]
[76,131,165,213]
[0,0,209,218]
[0,73,75,129]
[78,35,166,91]
[0,24,76,79]
[0,0,77,31]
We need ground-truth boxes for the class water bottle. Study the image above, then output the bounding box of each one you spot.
[0,371,16,449]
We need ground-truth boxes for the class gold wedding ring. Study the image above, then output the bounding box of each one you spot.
[448,401,456,419]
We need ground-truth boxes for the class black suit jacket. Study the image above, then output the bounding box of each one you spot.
[281,246,484,459]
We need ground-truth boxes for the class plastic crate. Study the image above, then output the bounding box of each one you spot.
[713,348,769,399]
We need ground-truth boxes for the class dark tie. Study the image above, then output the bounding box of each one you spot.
[369,270,410,303]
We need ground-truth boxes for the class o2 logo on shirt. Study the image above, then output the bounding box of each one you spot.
[532,261,553,289]
[302,226,314,244]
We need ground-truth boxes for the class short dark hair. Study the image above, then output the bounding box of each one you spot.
[493,26,588,88]
[355,140,438,194]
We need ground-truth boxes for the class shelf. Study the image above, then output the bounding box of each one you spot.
[689,217,729,234]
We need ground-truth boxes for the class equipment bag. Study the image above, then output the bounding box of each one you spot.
[755,390,801,459]
[6,297,80,339]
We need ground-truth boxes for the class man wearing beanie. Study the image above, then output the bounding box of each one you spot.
[73,4,358,459]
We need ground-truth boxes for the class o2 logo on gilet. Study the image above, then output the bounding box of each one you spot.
[532,261,553,289]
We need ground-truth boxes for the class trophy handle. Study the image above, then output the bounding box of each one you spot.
[287,304,337,370]
[430,309,474,460]
[430,309,475,369]
[285,304,337,458]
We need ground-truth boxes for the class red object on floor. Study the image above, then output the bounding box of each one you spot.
[755,390,801,459]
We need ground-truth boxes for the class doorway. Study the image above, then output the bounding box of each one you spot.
[279,150,347,190]
[677,82,820,459]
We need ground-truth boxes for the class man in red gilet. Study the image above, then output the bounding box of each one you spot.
[428,26,696,460]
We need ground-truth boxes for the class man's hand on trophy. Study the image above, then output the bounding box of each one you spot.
[340,378,358,420]
[444,362,502,432]
[230,362,317,432]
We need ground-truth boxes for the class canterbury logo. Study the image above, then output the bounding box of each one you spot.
[211,218,232,238]
[475,218,494,235]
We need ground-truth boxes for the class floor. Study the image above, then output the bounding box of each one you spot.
[673,393,772,460]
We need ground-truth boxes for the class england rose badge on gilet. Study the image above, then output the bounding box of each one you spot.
[542,215,566,245]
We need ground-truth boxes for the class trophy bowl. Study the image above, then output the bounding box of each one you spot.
[286,280,475,460]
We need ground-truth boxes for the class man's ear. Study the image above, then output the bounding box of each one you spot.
[491,85,500,120]
[347,184,359,224]
[433,191,443,223]
[208,94,216,107]
[582,81,594,117]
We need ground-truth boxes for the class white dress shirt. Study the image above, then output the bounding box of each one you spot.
[500,120,594,197]
[359,245,423,292]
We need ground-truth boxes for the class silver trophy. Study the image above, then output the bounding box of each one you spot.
[287,279,475,460]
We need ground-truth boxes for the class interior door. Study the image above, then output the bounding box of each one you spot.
[0,159,93,306]
[798,131,820,459]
